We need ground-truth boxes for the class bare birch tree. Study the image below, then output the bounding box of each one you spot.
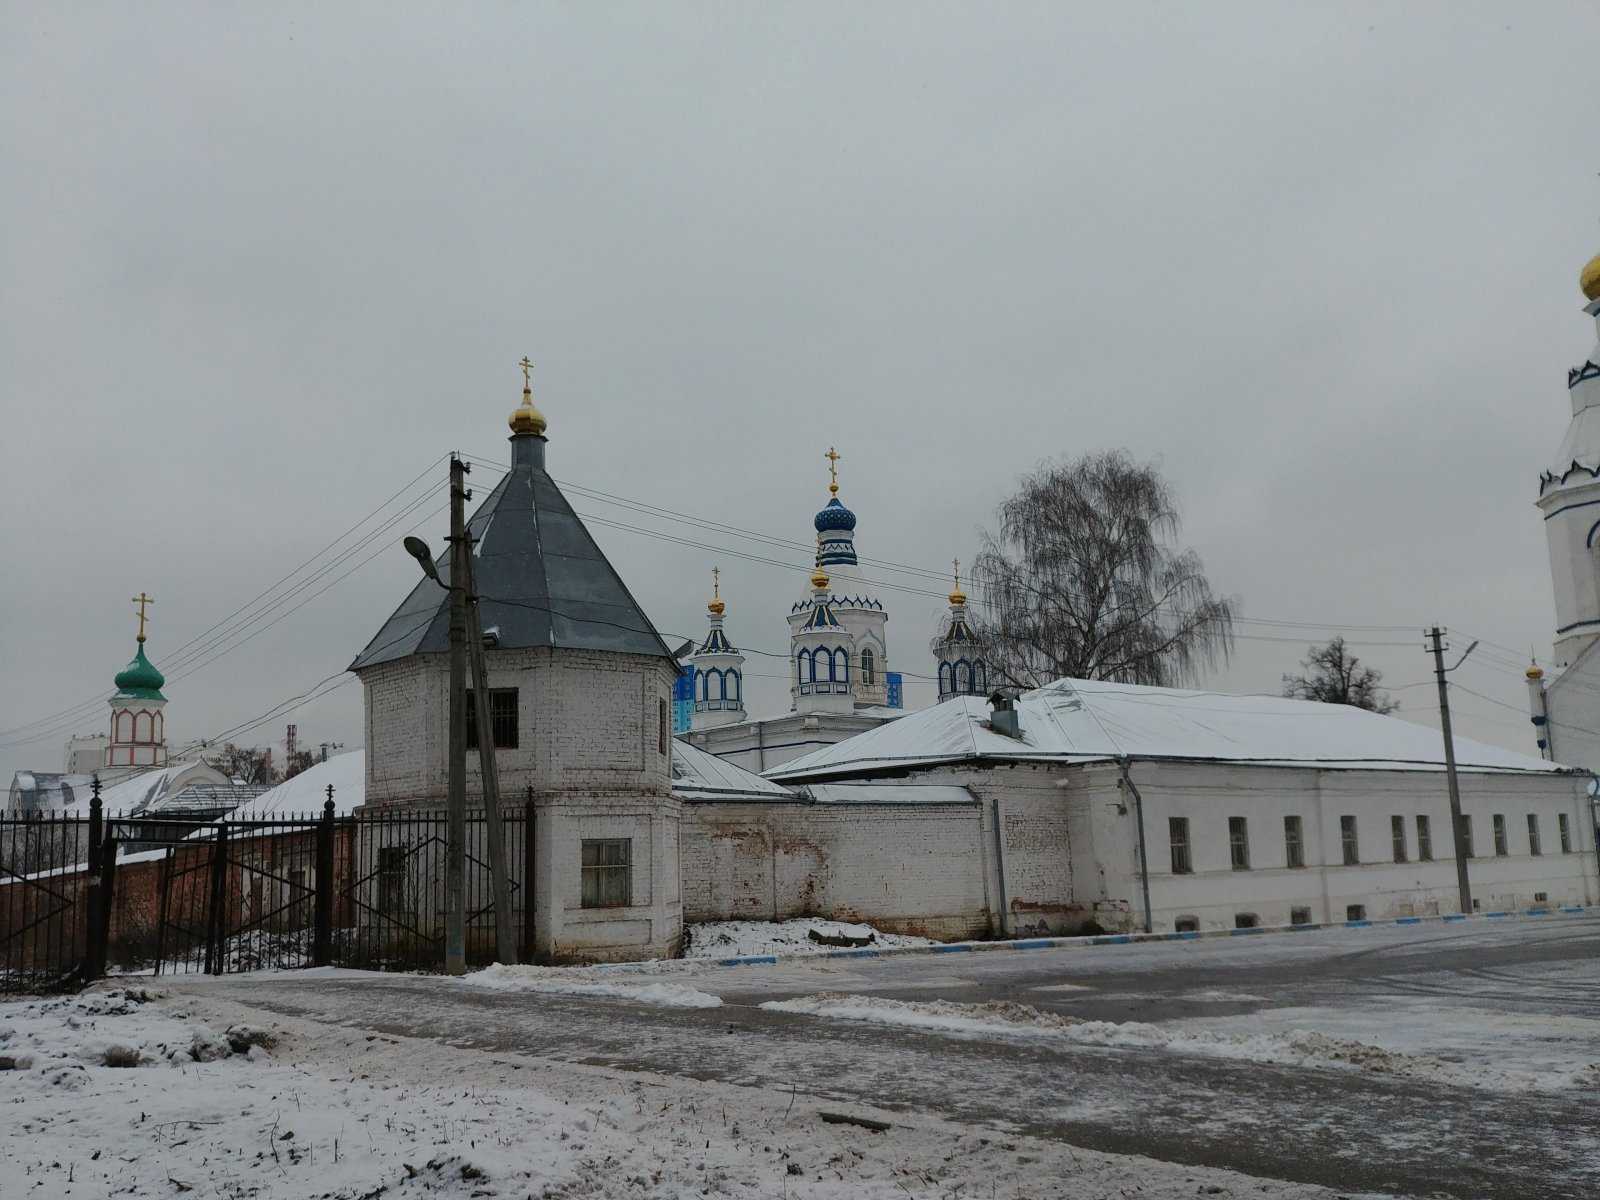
[970,451,1237,690]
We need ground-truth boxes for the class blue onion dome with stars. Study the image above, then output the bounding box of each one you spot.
[815,446,859,567]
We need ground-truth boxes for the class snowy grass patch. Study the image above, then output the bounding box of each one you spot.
[684,918,938,959]
[461,963,723,1007]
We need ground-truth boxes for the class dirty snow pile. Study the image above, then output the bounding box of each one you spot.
[683,918,938,959]
[0,984,1370,1200]
[461,962,724,1007]
[763,993,1600,1093]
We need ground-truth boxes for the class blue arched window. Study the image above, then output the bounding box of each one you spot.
[860,648,875,687]
[956,661,972,693]
[697,670,709,703]
[834,648,849,686]
[939,662,953,696]
[727,670,741,702]
[708,669,724,702]
[797,649,812,685]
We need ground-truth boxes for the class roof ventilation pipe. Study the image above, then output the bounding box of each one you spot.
[987,691,1022,739]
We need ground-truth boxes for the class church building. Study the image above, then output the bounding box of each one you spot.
[682,451,987,772]
[1527,249,1600,773]
[349,371,684,961]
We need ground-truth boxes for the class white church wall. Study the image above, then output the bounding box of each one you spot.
[1543,650,1600,773]
[1110,761,1593,933]
[680,799,992,941]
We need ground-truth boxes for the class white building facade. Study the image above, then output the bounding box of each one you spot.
[766,681,1597,935]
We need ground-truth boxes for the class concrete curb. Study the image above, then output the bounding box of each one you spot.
[673,904,1594,971]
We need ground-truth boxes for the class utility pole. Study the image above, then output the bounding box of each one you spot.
[446,455,468,975]
[1427,626,1477,917]
[461,523,517,964]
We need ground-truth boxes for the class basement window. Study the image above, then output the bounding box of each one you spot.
[1174,916,1199,933]
[581,838,632,908]
[1290,906,1313,926]
[1535,891,1549,904]
[1234,913,1259,929]
[1346,904,1367,922]
[465,688,519,750]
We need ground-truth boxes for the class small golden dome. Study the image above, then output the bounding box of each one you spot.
[509,386,547,436]
[811,566,830,590]
[1582,253,1600,303]
[1527,664,1545,681]
[949,557,967,606]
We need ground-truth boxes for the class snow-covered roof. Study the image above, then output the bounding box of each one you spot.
[6,772,97,814]
[226,751,367,818]
[767,678,1570,782]
[671,739,794,800]
[800,783,977,805]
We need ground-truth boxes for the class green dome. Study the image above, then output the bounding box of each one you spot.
[113,642,166,700]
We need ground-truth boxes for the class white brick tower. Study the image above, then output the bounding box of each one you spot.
[350,367,682,962]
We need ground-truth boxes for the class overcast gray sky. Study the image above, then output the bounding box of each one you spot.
[3,3,1598,783]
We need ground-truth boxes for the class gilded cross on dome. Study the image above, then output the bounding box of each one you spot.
[825,446,841,495]
[131,592,154,643]
[519,356,534,390]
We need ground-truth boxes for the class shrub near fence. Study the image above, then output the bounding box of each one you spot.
[0,798,535,991]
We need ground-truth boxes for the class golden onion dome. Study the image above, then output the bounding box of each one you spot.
[509,385,547,436]
[1527,664,1545,681]
[810,566,830,590]
[707,597,725,616]
[1582,253,1600,303]
[949,586,967,606]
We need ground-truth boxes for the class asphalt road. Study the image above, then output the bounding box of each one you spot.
[168,917,1600,1200]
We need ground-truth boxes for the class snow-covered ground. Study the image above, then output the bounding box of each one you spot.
[682,918,938,959]
[463,962,724,1007]
[760,992,1600,1093]
[0,983,1382,1199]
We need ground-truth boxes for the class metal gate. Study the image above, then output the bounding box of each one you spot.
[0,813,94,994]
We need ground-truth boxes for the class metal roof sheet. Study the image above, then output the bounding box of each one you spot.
[350,442,675,670]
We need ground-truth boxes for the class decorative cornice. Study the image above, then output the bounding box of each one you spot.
[1568,360,1600,390]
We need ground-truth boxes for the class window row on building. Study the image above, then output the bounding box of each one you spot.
[1168,809,1578,874]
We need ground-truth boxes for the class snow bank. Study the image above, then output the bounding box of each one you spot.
[684,918,938,959]
[762,993,1600,1093]
[462,963,723,1007]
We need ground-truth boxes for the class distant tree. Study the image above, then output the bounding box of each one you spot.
[283,749,317,780]
[1282,637,1399,714]
[970,450,1238,690]
[210,743,278,786]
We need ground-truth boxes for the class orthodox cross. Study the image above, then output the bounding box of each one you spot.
[952,558,962,590]
[131,592,154,643]
[519,356,534,389]
[712,566,720,599]
[825,446,841,494]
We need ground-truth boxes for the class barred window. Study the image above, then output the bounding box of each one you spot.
[465,688,518,750]
[1391,815,1407,863]
[1340,815,1358,865]
[1416,814,1433,861]
[1169,817,1191,875]
[581,839,631,908]
[1493,814,1508,857]
[861,648,875,687]
[1527,813,1542,857]
[1229,817,1250,870]
[1459,814,1474,858]
[1283,815,1304,868]
[1560,812,1572,853]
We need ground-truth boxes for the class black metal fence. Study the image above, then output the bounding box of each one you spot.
[1,794,535,993]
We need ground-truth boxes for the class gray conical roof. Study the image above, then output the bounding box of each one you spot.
[350,437,674,670]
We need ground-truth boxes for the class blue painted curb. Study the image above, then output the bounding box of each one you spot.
[611,904,1594,975]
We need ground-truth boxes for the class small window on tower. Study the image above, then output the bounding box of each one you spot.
[860,648,875,687]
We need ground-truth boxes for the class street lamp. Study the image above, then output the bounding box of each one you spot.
[404,536,442,585]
